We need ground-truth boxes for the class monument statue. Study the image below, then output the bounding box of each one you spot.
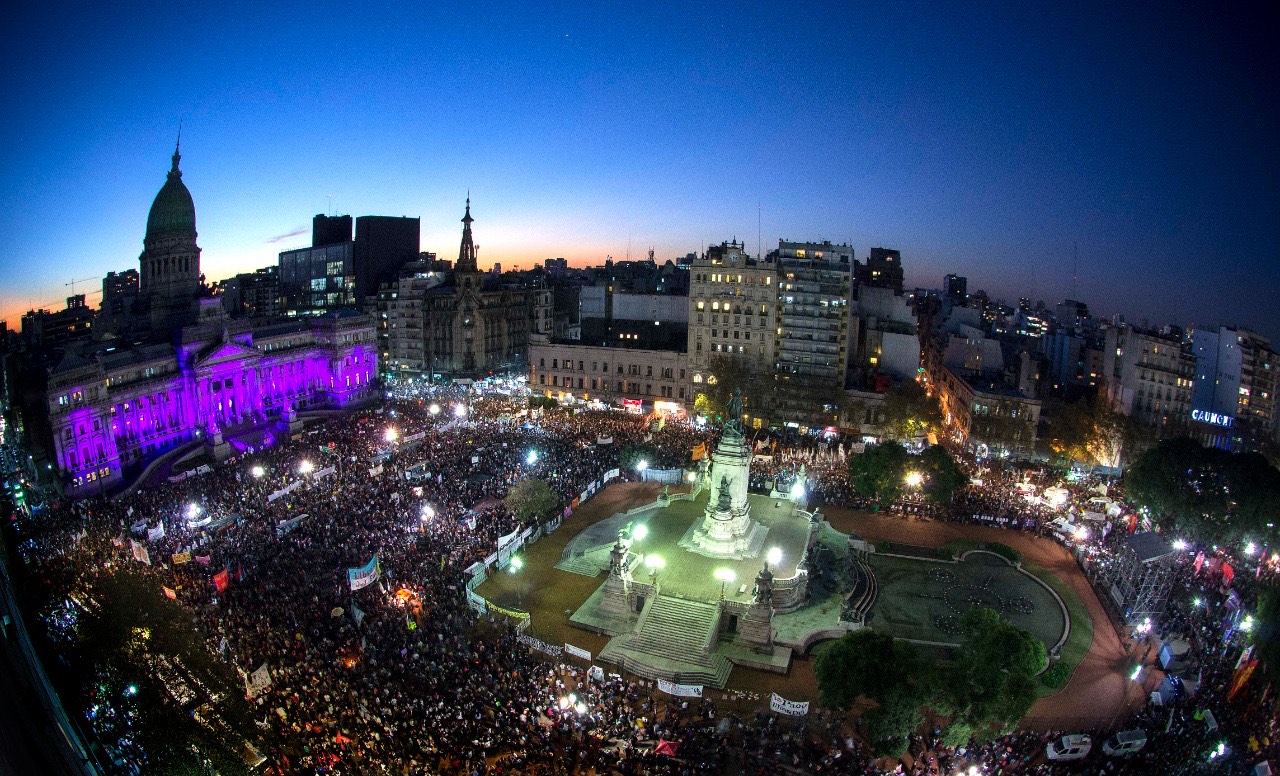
[724,388,745,438]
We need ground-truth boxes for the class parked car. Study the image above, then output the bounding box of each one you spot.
[1102,729,1147,756]
[1046,734,1093,761]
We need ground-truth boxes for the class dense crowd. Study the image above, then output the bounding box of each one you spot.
[7,383,1276,774]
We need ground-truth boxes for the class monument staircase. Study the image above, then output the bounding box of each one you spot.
[843,556,879,624]
[599,594,733,687]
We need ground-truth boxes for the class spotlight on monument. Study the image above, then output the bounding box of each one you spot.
[635,459,648,474]
[904,471,924,488]
[767,547,782,567]
[526,450,539,465]
[299,459,314,474]
[384,427,398,443]
[429,403,441,416]
[251,465,265,479]
[453,403,467,418]
[631,524,648,543]
[1172,538,1189,551]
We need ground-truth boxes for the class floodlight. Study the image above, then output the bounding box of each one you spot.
[1172,539,1188,551]
[636,459,648,473]
[631,524,648,543]
[429,403,441,415]
[299,459,314,474]
[251,465,265,479]
[767,547,782,566]
[904,471,924,488]
[384,427,399,443]
[453,403,467,418]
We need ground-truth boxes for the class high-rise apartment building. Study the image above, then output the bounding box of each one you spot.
[1191,326,1277,450]
[858,247,904,294]
[686,239,777,386]
[280,214,420,315]
[773,241,854,386]
[1102,324,1195,437]
[944,274,968,306]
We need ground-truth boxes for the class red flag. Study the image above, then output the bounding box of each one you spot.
[335,732,353,746]
[213,568,230,592]
[1228,659,1258,700]
[1221,562,1235,587]
[654,739,680,757]
[162,586,177,600]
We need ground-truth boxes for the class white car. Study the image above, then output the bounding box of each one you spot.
[1102,729,1146,756]
[1046,734,1093,761]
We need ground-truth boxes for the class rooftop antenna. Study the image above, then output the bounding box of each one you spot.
[1071,240,1079,301]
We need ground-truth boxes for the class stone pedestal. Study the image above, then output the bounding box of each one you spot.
[598,574,632,620]
[206,426,231,462]
[738,601,775,653]
[684,431,766,559]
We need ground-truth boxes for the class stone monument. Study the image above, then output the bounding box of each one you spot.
[683,389,767,558]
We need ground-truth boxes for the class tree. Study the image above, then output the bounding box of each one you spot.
[814,629,923,711]
[618,444,659,473]
[918,445,968,505]
[848,442,911,507]
[937,608,1044,742]
[696,354,777,422]
[1039,398,1097,467]
[1126,438,1280,546]
[864,693,924,758]
[1252,586,1280,691]
[879,380,942,441]
[503,479,557,523]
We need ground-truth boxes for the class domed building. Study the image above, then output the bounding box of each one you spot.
[138,138,203,330]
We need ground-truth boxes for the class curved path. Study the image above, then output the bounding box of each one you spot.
[821,506,1154,730]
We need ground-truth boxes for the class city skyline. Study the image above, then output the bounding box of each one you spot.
[2,2,1277,338]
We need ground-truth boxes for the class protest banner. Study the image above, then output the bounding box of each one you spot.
[770,693,809,716]
[657,679,703,698]
[348,555,381,591]
[564,643,592,661]
[131,539,151,566]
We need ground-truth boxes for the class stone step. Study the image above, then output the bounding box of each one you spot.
[553,554,603,577]
[628,596,721,659]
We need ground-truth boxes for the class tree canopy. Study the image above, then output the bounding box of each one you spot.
[848,442,911,507]
[918,445,969,504]
[503,478,557,523]
[1125,438,1280,546]
[935,608,1044,741]
[815,630,929,757]
[1252,586,1280,691]
[879,380,942,441]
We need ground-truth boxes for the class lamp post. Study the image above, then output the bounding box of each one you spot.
[714,568,736,601]
[508,555,525,609]
[644,554,665,588]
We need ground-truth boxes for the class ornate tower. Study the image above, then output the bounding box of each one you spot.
[455,197,481,373]
[139,137,201,329]
[682,389,768,558]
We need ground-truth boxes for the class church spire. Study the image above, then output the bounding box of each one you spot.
[169,125,182,179]
[457,196,478,272]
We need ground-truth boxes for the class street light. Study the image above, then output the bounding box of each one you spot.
[790,478,805,501]
[453,403,467,419]
[1244,542,1258,556]
[421,504,435,522]
[714,567,736,600]
[384,427,399,444]
[526,450,539,465]
[766,547,782,568]
[299,459,314,475]
[509,555,525,608]
[1172,539,1189,551]
[635,459,648,474]
[630,524,648,543]
[429,403,441,416]
[904,471,924,489]
[186,503,202,520]
[644,554,665,585]
[251,465,265,479]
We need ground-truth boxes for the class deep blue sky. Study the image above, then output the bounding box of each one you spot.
[2,2,1277,338]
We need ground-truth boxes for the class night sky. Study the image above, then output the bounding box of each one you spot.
[2,2,1277,338]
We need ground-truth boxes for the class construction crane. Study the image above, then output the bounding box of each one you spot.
[64,276,103,298]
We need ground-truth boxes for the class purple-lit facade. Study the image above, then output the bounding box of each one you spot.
[47,307,378,497]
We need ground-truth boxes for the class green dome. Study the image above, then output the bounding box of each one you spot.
[146,147,196,240]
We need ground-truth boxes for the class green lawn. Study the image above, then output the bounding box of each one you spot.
[1019,558,1094,697]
